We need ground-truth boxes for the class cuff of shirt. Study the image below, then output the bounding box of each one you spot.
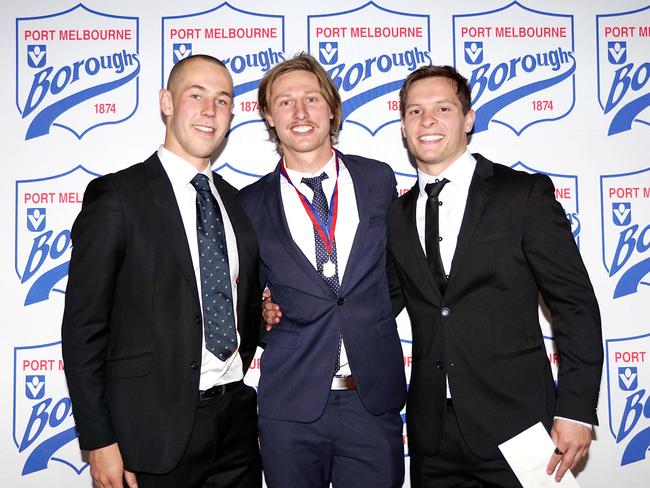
[553,416,592,429]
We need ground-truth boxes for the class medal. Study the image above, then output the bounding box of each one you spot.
[322,258,336,278]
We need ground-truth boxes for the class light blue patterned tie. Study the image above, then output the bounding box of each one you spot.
[190,174,236,361]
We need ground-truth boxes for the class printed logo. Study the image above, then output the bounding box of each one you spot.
[600,168,650,298]
[453,1,576,135]
[308,1,431,142]
[162,3,285,134]
[511,162,581,246]
[13,342,86,475]
[172,43,192,63]
[612,202,632,226]
[596,6,650,135]
[608,41,627,65]
[606,334,650,466]
[15,166,100,306]
[464,41,483,64]
[16,4,140,140]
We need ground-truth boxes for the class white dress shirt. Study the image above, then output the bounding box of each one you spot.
[280,151,358,376]
[158,146,243,390]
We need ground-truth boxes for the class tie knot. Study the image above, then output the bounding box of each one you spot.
[425,178,449,199]
[190,174,211,193]
[301,172,329,193]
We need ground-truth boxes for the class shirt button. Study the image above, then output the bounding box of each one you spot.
[441,307,450,317]
[337,297,345,306]
[438,236,443,241]
[435,361,444,370]
[190,361,199,370]
[194,315,201,325]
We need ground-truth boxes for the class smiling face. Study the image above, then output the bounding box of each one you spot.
[401,76,475,176]
[160,58,233,171]
[264,70,334,172]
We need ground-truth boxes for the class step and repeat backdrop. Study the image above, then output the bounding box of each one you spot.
[1,0,649,486]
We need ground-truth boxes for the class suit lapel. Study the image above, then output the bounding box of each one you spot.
[337,153,367,292]
[447,156,494,285]
[145,154,199,303]
[399,183,442,301]
[264,163,334,295]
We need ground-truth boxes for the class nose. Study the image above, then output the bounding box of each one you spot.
[421,110,437,127]
[293,100,307,120]
[201,99,215,118]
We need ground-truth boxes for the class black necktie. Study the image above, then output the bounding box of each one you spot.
[425,179,449,293]
[190,174,236,361]
[301,173,343,373]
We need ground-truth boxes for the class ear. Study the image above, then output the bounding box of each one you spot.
[265,111,275,128]
[329,106,334,120]
[464,109,476,133]
[400,120,406,139]
[159,89,173,117]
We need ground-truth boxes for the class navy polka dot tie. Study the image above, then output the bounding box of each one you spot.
[190,174,236,362]
[301,173,343,372]
[301,173,339,294]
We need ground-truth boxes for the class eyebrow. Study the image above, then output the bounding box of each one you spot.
[186,85,233,98]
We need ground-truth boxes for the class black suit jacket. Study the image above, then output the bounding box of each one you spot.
[388,154,602,458]
[62,153,260,473]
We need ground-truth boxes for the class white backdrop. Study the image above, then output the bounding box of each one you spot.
[2,1,649,486]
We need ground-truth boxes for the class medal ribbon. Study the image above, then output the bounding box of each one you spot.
[280,153,339,254]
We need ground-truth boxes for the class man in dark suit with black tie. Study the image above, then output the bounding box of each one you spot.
[388,65,603,487]
[62,55,262,488]
[238,53,406,488]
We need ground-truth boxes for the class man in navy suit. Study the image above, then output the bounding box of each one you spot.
[238,53,406,488]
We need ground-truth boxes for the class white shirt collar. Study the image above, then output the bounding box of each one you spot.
[157,145,213,189]
[284,151,337,184]
[417,150,476,197]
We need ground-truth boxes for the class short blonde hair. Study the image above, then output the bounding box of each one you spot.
[258,53,342,153]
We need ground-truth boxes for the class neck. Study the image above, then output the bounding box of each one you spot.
[282,146,333,174]
[162,143,210,173]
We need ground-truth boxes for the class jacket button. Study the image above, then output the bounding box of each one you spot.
[337,297,345,305]
[435,361,443,370]
[191,361,199,370]
[441,307,450,317]
[195,315,201,324]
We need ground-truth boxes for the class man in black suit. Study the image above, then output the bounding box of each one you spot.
[388,65,603,487]
[62,55,262,488]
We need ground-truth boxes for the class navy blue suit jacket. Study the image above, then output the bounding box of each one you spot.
[238,151,406,422]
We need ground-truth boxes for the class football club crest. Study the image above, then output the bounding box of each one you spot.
[16,4,140,140]
[600,168,650,298]
[308,1,431,136]
[13,342,86,475]
[162,3,285,133]
[453,1,576,135]
[606,333,650,466]
[511,162,581,246]
[15,166,100,306]
[596,5,650,135]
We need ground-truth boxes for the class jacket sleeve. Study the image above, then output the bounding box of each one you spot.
[61,175,126,450]
[521,174,603,425]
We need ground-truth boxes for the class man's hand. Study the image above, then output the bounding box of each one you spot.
[89,442,138,488]
[262,288,282,331]
[546,418,592,482]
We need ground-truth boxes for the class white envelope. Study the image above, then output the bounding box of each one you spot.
[498,422,580,487]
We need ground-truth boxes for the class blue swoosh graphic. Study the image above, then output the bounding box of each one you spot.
[608,92,650,136]
[21,426,78,475]
[342,79,403,121]
[613,257,650,298]
[24,261,69,305]
[234,79,261,97]
[26,63,140,140]
[474,62,575,134]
